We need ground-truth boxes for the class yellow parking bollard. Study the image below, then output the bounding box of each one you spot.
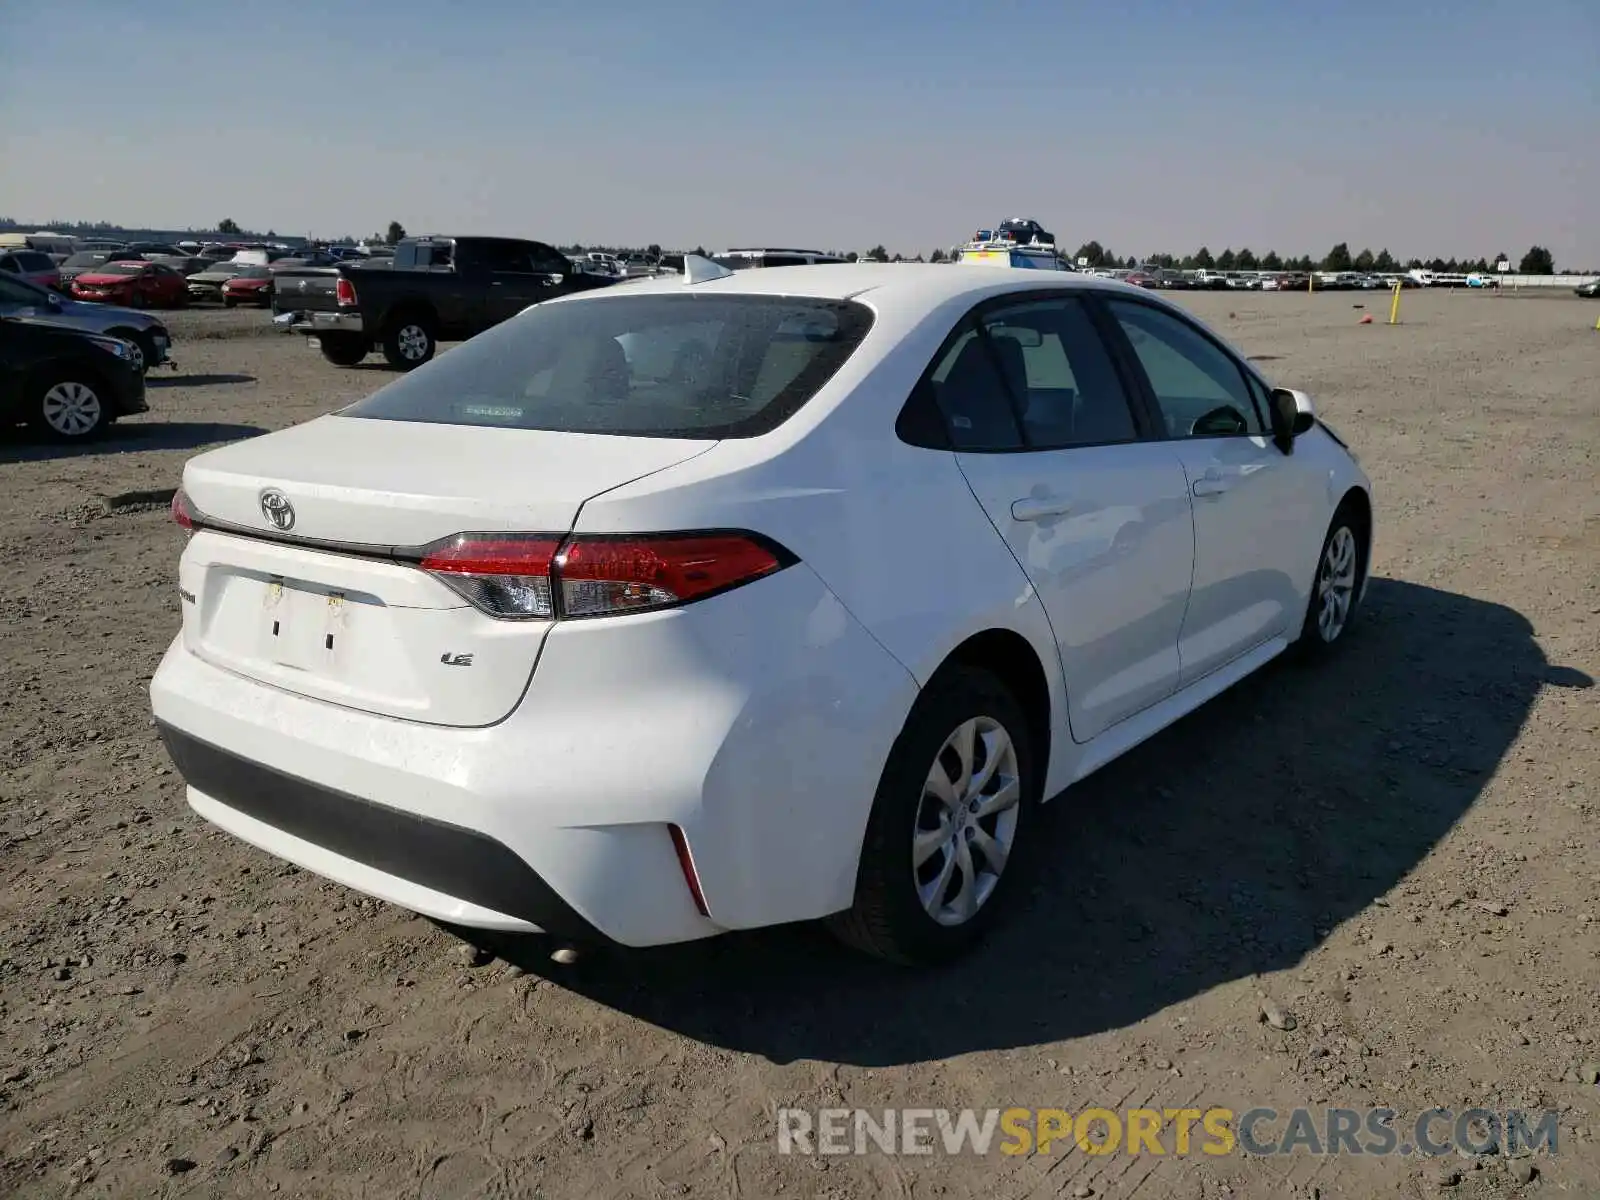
[1389,282,1402,325]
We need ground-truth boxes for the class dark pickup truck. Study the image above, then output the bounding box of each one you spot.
[271,235,618,369]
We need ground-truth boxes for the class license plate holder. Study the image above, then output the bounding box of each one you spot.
[265,581,346,671]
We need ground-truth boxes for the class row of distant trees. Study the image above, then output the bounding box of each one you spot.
[549,239,1563,275]
[0,217,1574,276]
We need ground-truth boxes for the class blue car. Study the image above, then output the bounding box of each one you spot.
[0,271,172,372]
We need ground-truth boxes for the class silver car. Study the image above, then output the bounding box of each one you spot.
[0,271,173,373]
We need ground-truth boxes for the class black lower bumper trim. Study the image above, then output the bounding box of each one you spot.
[155,722,606,943]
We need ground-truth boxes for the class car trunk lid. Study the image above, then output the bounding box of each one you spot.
[177,416,716,726]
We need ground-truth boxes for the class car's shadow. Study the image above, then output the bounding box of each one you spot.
[147,373,256,388]
[476,578,1587,1066]
[0,421,265,463]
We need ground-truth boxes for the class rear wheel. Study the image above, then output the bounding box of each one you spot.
[829,666,1037,965]
[32,373,111,441]
[318,333,368,367]
[382,315,436,370]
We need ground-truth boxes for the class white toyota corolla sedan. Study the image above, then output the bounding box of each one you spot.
[150,260,1373,965]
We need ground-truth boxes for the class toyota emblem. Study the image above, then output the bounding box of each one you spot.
[259,489,296,531]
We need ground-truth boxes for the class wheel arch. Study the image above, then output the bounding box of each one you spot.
[1335,484,1374,593]
[926,627,1054,800]
[381,297,440,332]
[28,354,113,396]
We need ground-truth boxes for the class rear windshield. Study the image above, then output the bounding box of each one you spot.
[99,262,147,275]
[64,252,110,267]
[340,293,874,439]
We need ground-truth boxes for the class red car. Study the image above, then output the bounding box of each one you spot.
[221,266,274,308]
[70,260,188,308]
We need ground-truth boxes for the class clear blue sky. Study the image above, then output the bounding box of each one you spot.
[2,0,1596,267]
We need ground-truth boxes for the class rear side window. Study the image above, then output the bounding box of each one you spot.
[341,293,875,438]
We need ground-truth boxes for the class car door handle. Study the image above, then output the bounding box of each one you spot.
[1011,497,1074,522]
[1192,478,1230,497]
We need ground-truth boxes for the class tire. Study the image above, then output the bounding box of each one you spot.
[31,372,112,442]
[106,328,151,374]
[318,333,368,367]
[1295,503,1367,658]
[829,665,1038,965]
[223,298,237,308]
[382,314,437,370]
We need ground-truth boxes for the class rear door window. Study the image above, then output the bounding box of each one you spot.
[341,293,874,438]
[977,297,1140,448]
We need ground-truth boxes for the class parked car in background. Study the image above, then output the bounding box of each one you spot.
[221,265,275,307]
[120,242,190,259]
[0,250,63,292]
[59,250,139,289]
[186,261,252,304]
[0,272,174,373]
[1575,279,1600,298]
[70,260,190,308]
[710,248,851,270]
[275,235,618,369]
[1191,270,1230,290]
[0,232,79,260]
[150,262,1372,963]
[149,255,214,277]
[0,312,147,440]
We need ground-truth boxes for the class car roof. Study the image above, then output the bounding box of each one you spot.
[586,262,1148,311]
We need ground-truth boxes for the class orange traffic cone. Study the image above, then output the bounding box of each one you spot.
[1359,314,1373,324]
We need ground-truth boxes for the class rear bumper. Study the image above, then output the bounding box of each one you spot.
[148,563,918,946]
[158,723,605,940]
[283,310,366,336]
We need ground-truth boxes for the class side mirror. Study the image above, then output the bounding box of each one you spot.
[1269,388,1316,449]
[542,273,565,286]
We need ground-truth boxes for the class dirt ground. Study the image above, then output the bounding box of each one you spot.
[1,289,1597,1200]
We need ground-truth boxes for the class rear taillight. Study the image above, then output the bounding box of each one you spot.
[417,531,790,620]
[419,535,560,619]
[171,488,197,532]
[335,276,357,307]
[556,534,785,616]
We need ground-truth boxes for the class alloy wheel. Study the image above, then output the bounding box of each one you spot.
[41,382,104,438]
[397,325,430,360]
[1317,526,1358,642]
[913,716,1021,926]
